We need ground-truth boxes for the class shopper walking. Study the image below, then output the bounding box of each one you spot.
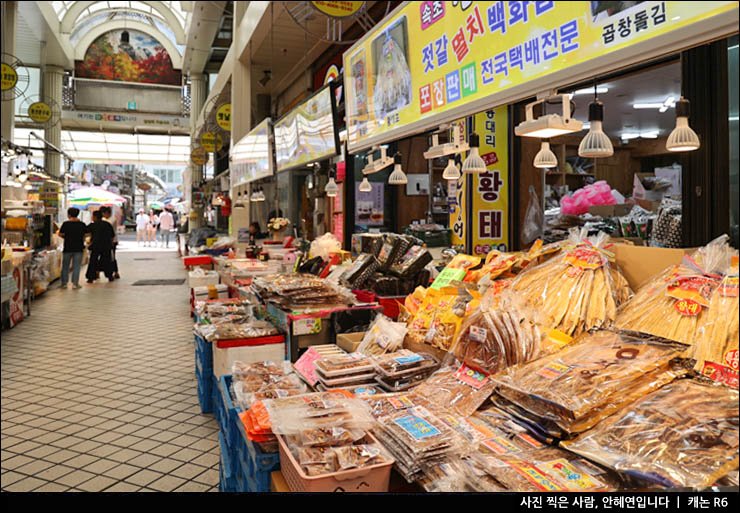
[147,209,159,247]
[85,210,116,283]
[158,207,175,248]
[136,209,149,246]
[101,206,121,279]
[58,207,87,289]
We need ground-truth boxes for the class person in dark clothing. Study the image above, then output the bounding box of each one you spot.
[58,207,87,289]
[100,206,120,280]
[85,210,116,283]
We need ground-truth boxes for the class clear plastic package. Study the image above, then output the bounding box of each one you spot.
[356,315,408,356]
[315,368,377,387]
[512,228,632,337]
[491,330,688,422]
[313,352,375,377]
[562,379,739,488]
[196,319,279,342]
[374,372,430,392]
[371,350,439,378]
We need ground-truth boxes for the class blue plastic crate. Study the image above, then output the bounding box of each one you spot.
[194,333,213,371]
[196,362,213,414]
[218,432,240,481]
[245,465,272,493]
[219,461,239,492]
[212,374,222,426]
[218,375,244,450]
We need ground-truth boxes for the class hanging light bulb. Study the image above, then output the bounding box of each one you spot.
[462,133,487,174]
[578,95,614,158]
[533,139,558,168]
[18,172,28,183]
[666,97,700,152]
[24,183,32,190]
[250,188,257,202]
[255,187,265,202]
[388,153,407,185]
[442,157,461,180]
[359,176,372,192]
[325,172,338,197]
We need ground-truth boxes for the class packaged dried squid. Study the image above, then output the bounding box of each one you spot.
[561,379,740,488]
[491,330,688,423]
[687,251,739,378]
[450,290,545,375]
[616,234,734,348]
[512,228,631,337]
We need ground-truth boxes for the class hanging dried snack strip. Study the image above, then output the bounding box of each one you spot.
[562,379,740,488]
[512,228,630,337]
[616,235,734,347]
[491,330,687,422]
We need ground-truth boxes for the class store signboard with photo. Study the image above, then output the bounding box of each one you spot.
[230,117,273,187]
[355,182,385,226]
[343,0,738,151]
[274,84,340,172]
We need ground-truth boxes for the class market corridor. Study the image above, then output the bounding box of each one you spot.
[1,238,220,492]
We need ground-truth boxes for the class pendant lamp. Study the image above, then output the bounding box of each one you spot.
[666,97,700,152]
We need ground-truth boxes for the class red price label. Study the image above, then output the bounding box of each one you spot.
[674,298,702,316]
[725,349,739,371]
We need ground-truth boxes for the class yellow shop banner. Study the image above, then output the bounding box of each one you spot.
[344,0,737,150]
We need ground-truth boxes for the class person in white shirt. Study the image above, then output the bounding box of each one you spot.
[136,209,149,246]
[158,208,175,248]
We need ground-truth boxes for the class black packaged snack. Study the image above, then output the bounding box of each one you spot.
[377,234,407,271]
[390,245,433,278]
[372,274,401,296]
[339,253,379,288]
[361,234,385,256]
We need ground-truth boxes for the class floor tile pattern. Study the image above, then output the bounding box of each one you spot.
[1,236,219,492]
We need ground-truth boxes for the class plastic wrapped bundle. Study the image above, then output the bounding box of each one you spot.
[195,319,279,342]
[491,330,688,430]
[616,235,735,347]
[357,314,408,356]
[339,253,379,289]
[512,228,631,337]
[689,252,739,374]
[390,245,433,278]
[562,379,739,488]
[451,290,544,375]
[377,234,411,271]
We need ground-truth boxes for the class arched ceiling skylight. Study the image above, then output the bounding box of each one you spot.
[55,1,187,52]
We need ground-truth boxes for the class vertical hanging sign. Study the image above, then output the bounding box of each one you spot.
[449,117,467,248]
[471,107,508,255]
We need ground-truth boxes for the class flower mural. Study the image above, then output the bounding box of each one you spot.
[75,29,181,85]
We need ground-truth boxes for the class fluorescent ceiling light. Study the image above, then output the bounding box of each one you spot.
[633,103,664,109]
[621,133,640,140]
[516,95,583,138]
[569,87,608,98]
[640,131,659,139]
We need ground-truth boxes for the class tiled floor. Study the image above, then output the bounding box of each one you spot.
[1,235,219,492]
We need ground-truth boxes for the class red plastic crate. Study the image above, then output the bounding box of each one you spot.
[214,334,286,349]
[377,296,405,320]
[183,255,213,268]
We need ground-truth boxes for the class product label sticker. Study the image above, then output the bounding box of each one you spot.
[504,459,564,492]
[517,433,544,448]
[293,317,322,336]
[701,361,739,389]
[674,298,702,316]
[393,415,440,440]
[666,275,717,307]
[564,247,606,270]
[352,387,376,396]
[725,349,739,371]
[394,354,423,365]
[546,329,573,350]
[454,363,490,389]
[469,326,487,343]
[464,419,496,441]
[482,437,521,455]
[540,459,605,491]
[537,361,571,380]
[387,395,415,410]
[431,267,467,289]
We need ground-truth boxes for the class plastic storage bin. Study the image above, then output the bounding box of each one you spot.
[188,270,220,288]
[277,432,393,492]
[211,336,286,378]
[218,375,243,448]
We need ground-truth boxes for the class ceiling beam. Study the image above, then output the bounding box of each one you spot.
[182,0,227,74]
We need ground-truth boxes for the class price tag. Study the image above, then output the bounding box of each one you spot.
[674,298,701,316]
[469,326,487,343]
[454,363,489,389]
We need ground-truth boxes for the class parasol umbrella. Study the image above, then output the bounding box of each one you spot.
[148,201,165,210]
[68,186,127,209]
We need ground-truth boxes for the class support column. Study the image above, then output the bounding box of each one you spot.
[42,65,64,178]
[1,1,18,143]
[189,72,206,230]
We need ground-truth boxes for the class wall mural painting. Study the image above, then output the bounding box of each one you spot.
[75,29,180,85]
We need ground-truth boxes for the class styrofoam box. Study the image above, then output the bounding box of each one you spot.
[193,284,229,300]
[189,270,220,288]
[212,341,286,378]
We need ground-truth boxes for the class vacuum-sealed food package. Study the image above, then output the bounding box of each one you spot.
[512,228,631,337]
[413,356,497,417]
[334,444,388,470]
[616,235,735,348]
[390,245,433,278]
[371,350,439,378]
[196,319,279,342]
[314,352,375,377]
[339,253,379,289]
[492,330,687,422]
[562,379,740,488]
[356,315,407,356]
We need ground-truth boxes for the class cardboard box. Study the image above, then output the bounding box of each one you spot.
[587,204,635,218]
[271,471,290,492]
[192,284,229,300]
[636,199,662,212]
[612,244,694,290]
[403,336,449,363]
[188,270,220,288]
[610,237,645,246]
[336,332,366,353]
